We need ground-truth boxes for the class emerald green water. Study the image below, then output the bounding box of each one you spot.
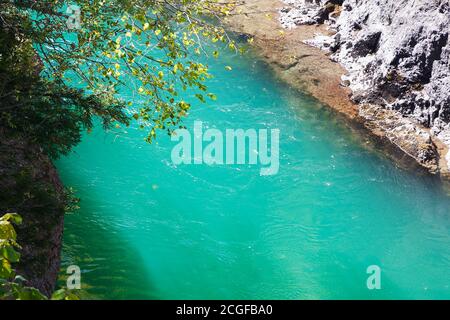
[55,51,450,300]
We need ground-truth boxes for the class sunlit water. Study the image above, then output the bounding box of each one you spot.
[55,50,450,299]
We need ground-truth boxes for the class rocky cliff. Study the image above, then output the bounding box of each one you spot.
[279,0,450,176]
[0,129,65,297]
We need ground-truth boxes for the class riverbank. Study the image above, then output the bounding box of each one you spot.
[0,130,65,297]
[225,0,450,182]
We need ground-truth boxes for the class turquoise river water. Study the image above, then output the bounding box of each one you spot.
[55,50,450,299]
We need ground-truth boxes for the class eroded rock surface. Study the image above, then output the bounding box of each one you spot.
[280,0,450,175]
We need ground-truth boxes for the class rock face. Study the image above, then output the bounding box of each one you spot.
[0,129,65,297]
[280,0,450,174]
[280,0,344,28]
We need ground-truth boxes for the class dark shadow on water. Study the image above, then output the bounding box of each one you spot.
[56,167,158,300]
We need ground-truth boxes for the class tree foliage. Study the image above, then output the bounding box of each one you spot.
[0,0,239,157]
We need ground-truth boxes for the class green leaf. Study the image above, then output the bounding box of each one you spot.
[0,213,22,225]
[15,286,47,300]
[207,93,217,101]
[0,221,17,241]
[65,292,80,300]
[0,258,13,279]
[51,288,67,300]
[13,275,27,284]
[195,94,205,103]
[1,246,21,263]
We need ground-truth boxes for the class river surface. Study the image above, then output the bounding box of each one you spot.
[56,49,450,299]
